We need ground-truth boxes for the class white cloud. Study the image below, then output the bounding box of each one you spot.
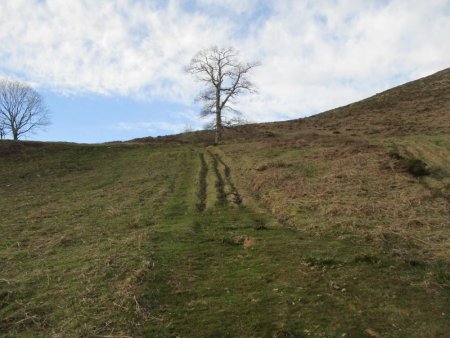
[1,0,449,123]
[113,121,187,134]
[0,0,231,100]
[236,0,450,119]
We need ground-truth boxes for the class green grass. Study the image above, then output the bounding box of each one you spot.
[137,205,450,337]
[0,142,199,335]
[1,140,449,337]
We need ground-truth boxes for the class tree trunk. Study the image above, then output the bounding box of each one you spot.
[12,129,18,141]
[215,109,222,145]
[215,87,222,145]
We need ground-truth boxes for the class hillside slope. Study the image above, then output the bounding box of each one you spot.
[309,67,450,136]
[1,140,449,337]
[1,68,449,337]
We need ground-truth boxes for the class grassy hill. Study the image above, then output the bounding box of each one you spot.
[1,68,449,337]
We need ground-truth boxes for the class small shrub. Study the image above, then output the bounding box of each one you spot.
[254,223,267,230]
[388,144,430,177]
[402,158,429,177]
[305,257,338,267]
[222,236,247,246]
[405,259,424,267]
[354,254,381,265]
[255,164,268,171]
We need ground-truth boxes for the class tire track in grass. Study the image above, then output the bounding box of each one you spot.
[211,152,242,205]
[196,153,208,212]
[208,151,227,206]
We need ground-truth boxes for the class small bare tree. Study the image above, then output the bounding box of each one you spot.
[0,79,50,141]
[0,121,6,140]
[186,46,258,144]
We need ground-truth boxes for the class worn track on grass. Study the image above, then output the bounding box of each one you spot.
[209,150,227,206]
[196,153,207,212]
[195,150,242,211]
[212,151,242,205]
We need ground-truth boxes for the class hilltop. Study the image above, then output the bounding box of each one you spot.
[1,68,449,337]
[310,68,450,136]
[135,67,450,145]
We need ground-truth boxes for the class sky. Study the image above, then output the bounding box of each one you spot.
[0,0,449,143]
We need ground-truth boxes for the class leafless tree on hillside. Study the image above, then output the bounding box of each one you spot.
[0,79,50,140]
[0,121,6,140]
[186,46,259,144]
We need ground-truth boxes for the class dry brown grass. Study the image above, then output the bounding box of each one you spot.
[224,134,449,259]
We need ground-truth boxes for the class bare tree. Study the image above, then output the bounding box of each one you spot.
[0,79,50,141]
[186,46,258,144]
[0,120,6,140]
